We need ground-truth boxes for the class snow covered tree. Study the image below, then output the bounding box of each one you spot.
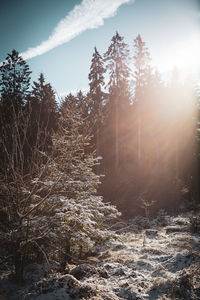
[0,102,120,281]
[51,105,120,263]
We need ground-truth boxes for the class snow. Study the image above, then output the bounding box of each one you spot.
[0,212,200,299]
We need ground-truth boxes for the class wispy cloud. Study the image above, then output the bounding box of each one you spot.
[21,0,133,60]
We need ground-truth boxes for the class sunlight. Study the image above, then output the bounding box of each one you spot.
[155,33,200,74]
[161,77,196,122]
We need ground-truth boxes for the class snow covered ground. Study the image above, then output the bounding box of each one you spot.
[0,212,200,299]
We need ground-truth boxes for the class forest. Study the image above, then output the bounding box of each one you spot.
[0,32,200,299]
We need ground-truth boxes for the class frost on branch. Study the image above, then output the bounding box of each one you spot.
[0,103,120,280]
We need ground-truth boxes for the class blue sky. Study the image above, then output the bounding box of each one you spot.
[0,0,199,97]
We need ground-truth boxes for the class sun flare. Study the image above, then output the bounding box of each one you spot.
[155,33,200,74]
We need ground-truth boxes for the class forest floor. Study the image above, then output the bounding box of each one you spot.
[0,211,200,300]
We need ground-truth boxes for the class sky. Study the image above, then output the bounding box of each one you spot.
[0,0,200,98]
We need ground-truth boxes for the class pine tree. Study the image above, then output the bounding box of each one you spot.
[197,86,200,202]
[0,49,31,115]
[60,92,77,113]
[133,35,151,99]
[76,90,89,119]
[133,35,152,164]
[52,105,120,263]
[88,47,106,158]
[0,102,120,280]
[104,32,130,94]
[27,73,59,157]
[182,77,199,203]
[60,91,89,122]
[31,73,58,132]
[0,50,31,174]
[104,32,131,170]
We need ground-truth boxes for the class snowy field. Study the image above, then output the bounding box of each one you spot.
[0,211,200,300]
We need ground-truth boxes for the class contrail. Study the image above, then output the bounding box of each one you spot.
[21,0,133,60]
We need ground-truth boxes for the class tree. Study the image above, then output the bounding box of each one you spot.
[132,34,152,164]
[76,90,89,119]
[55,105,120,264]
[133,35,151,99]
[88,47,106,159]
[31,73,58,132]
[0,49,31,115]
[27,73,59,159]
[60,92,77,113]
[104,32,130,93]
[197,86,200,202]
[0,50,31,174]
[169,74,200,202]
[0,101,120,281]
[104,32,131,170]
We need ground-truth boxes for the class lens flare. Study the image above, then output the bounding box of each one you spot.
[155,33,200,74]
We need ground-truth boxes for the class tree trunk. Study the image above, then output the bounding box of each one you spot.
[137,102,141,165]
[115,94,119,170]
[175,139,179,181]
[96,122,100,173]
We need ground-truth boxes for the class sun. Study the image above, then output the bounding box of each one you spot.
[155,33,200,75]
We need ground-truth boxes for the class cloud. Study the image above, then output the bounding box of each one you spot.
[21,0,133,60]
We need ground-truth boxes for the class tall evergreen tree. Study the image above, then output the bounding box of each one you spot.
[32,73,58,132]
[60,91,89,122]
[27,73,58,158]
[0,50,31,174]
[76,90,89,119]
[133,35,151,99]
[0,49,31,115]
[104,32,130,93]
[104,32,131,170]
[88,47,106,158]
[132,35,152,164]
[197,86,200,202]
[60,93,77,114]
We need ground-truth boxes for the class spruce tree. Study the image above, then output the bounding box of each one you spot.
[104,32,130,94]
[76,90,89,119]
[132,35,152,164]
[31,73,58,133]
[0,50,31,174]
[0,49,31,115]
[60,92,77,113]
[133,35,151,99]
[104,32,131,170]
[0,102,120,280]
[88,47,106,158]
[28,73,59,157]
